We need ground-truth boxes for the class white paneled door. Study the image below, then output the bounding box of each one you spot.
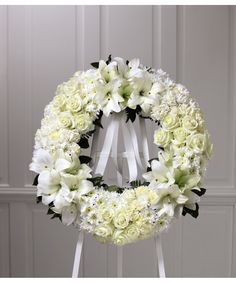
[0,5,236,277]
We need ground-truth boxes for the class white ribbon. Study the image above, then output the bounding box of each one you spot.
[155,235,166,278]
[111,120,123,187]
[128,121,145,171]
[72,230,84,277]
[120,113,138,182]
[139,118,150,167]
[94,114,120,176]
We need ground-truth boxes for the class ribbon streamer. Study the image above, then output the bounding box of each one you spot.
[155,235,166,278]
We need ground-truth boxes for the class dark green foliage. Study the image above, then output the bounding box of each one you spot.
[91,62,99,69]
[125,105,142,123]
[87,176,104,187]
[33,174,39,186]
[79,155,92,164]
[93,110,103,128]
[146,166,152,172]
[36,196,42,204]
[47,207,54,215]
[78,137,89,149]
[50,213,62,221]
[192,188,206,197]
[91,55,112,69]
[106,54,112,64]
[125,107,136,122]
[182,203,199,218]
[78,129,96,149]
[130,180,149,188]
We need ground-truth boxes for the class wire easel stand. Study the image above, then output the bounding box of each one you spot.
[72,112,166,278]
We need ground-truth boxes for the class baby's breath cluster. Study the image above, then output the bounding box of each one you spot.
[30,56,213,245]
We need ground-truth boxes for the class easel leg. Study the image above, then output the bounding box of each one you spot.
[72,231,84,278]
[155,235,166,278]
[117,246,123,277]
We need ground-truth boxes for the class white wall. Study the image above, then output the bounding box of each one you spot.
[0,5,236,277]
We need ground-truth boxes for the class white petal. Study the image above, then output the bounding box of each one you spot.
[42,192,57,205]
[129,58,140,69]
[55,158,71,172]
[185,191,200,204]
[142,171,154,182]
[79,180,94,195]
[176,194,189,204]
[61,205,77,226]
[109,97,121,113]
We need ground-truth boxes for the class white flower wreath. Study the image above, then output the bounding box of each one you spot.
[30,56,213,246]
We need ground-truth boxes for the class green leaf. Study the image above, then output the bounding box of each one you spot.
[82,129,96,139]
[91,62,99,68]
[136,105,142,114]
[93,110,103,128]
[78,137,89,149]
[33,174,39,186]
[106,54,112,64]
[36,196,42,204]
[51,213,62,221]
[130,180,142,188]
[125,107,137,123]
[47,208,54,215]
[182,203,199,218]
[130,180,149,188]
[117,187,125,194]
[79,155,92,164]
[48,201,54,207]
[146,166,152,172]
[192,188,206,197]
[87,176,104,187]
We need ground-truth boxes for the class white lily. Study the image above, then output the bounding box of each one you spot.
[156,184,189,217]
[127,72,154,113]
[61,172,94,196]
[113,57,141,79]
[98,60,119,83]
[143,160,175,189]
[37,170,61,205]
[95,80,124,116]
[29,148,72,174]
[61,204,78,226]
[29,149,54,173]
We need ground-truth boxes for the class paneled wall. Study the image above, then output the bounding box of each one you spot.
[0,5,236,277]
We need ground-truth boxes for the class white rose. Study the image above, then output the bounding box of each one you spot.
[66,96,82,112]
[162,113,179,130]
[187,133,207,154]
[173,127,187,144]
[94,224,113,238]
[53,94,66,110]
[182,115,198,132]
[59,112,74,128]
[125,224,140,241]
[99,208,114,223]
[74,113,92,132]
[113,230,129,246]
[154,129,173,148]
[113,211,130,229]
